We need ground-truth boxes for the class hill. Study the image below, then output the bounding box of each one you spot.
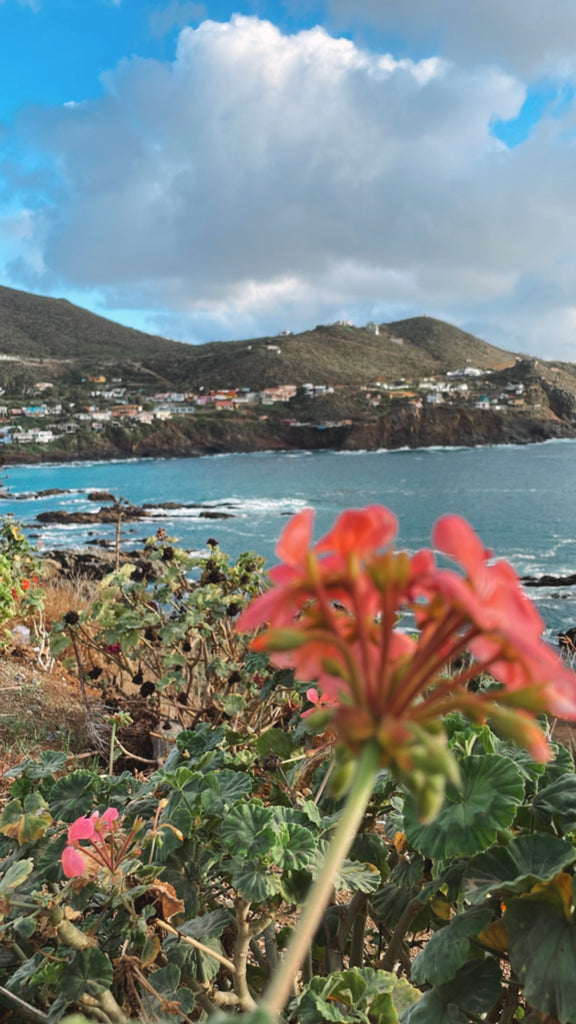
[0,284,516,388]
[2,283,576,462]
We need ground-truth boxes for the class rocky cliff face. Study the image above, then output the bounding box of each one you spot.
[341,404,576,450]
[1,405,574,466]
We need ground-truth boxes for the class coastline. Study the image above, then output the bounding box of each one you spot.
[0,404,575,469]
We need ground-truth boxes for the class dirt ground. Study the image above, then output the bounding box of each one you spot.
[0,642,98,789]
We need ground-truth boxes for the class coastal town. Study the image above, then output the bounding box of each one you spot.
[0,353,534,450]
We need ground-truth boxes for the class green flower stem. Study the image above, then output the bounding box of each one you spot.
[261,739,381,1020]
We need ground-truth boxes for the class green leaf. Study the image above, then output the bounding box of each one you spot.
[50,631,72,655]
[221,802,276,855]
[0,858,34,896]
[223,694,245,715]
[533,775,576,831]
[539,741,575,787]
[349,833,390,878]
[465,834,576,904]
[179,908,232,940]
[0,793,52,843]
[48,771,97,821]
[333,856,381,894]
[176,723,225,757]
[411,907,492,986]
[256,728,293,760]
[505,881,576,1023]
[13,914,36,940]
[60,949,113,1001]
[272,823,316,871]
[291,967,420,1024]
[404,755,524,859]
[25,751,68,780]
[404,959,501,1024]
[200,769,253,813]
[230,857,282,902]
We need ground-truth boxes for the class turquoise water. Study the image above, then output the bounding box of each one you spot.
[1,440,575,635]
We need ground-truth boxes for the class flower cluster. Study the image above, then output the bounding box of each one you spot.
[61,808,138,879]
[238,506,576,818]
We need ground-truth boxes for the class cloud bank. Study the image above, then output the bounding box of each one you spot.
[6,13,576,357]
[321,0,576,79]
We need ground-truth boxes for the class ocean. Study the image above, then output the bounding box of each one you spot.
[1,440,575,638]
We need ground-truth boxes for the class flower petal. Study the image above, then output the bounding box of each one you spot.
[62,846,87,878]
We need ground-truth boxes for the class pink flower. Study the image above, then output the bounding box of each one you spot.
[62,846,87,878]
[238,505,576,779]
[61,807,123,878]
[301,687,340,718]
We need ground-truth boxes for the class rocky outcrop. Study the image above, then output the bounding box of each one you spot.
[341,405,575,450]
[2,404,576,468]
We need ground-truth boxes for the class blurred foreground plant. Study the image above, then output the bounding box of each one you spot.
[236,504,576,1019]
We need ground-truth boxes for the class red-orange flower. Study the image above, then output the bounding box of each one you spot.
[238,505,576,800]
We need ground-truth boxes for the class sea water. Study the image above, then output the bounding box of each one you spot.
[1,439,575,636]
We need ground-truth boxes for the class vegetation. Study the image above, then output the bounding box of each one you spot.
[0,284,519,390]
[0,510,576,1023]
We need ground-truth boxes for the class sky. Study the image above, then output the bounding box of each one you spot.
[2,1,576,360]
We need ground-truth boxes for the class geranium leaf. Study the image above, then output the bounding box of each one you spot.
[25,751,68,780]
[505,879,576,1023]
[0,793,52,843]
[404,755,524,858]
[291,967,420,1024]
[48,771,96,821]
[465,834,576,904]
[0,858,34,896]
[532,775,576,831]
[230,857,281,902]
[60,949,113,1001]
[411,907,492,986]
[256,728,293,760]
[272,823,316,871]
[220,803,275,855]
[404,959,502,1024]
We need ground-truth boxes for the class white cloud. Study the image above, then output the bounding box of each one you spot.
[7,14,576,356]
[318,0,576,79]
[149,1,205,39]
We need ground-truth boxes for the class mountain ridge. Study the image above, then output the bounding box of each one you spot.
[0,284,518,388]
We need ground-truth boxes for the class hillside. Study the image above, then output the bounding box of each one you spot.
[1,283,576,460]
[0,284,516,388]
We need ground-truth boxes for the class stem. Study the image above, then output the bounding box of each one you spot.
[234,897,256,1010]
[349,893,368,968]
[261,740,381,1019]
[0,984,49,1024]
[380,897,424,973]
[109,720,117,776]
[156,919,236,973]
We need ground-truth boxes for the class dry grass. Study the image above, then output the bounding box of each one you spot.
[38,572,98,633]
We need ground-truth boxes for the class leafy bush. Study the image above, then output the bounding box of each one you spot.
[0,508,575,1024]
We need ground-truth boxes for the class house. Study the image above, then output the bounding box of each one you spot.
[111,405,142,419]
[260,386,298,404]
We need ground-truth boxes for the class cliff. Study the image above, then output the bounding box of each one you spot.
[0,405,573,466]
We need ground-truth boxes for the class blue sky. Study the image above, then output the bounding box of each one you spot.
[2,0,576,359]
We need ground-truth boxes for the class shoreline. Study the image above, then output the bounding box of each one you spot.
[2,431,576,474]
[0,402,574,470]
